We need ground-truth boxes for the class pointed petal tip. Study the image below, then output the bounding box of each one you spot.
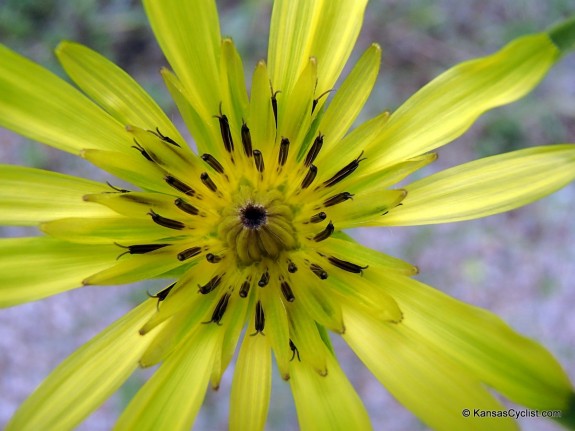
[548,16,575,53]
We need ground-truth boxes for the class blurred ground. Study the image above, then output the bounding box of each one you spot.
[1,1,574,430]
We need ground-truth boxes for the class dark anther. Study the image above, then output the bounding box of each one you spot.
[151,127,181,147]
[253,150,265,173]
[165,175,195,196]
[258,271,270,287]
[271,88,280,128]
[304,133,324,167]
[322,151,366,188]
[214,105,234,153]
[308,212,327,224]
[289,339,301,361]
[239,280,251,298]
[278,138,290,167]
[148,282,176,310]
[287,260,298,273]
[313,221,334,242]
[203,292,231,325]
[200,172,218,193]
[201,154,225,174]
[328,256,368,274]
[174,198,200,216]
[106,182,129,193]
[310,263,328,280]
[115,243,169,259]
[206,253,222,263]
[251,301,265,336]
[311,89,332,114]
[241,122,253,157]
[198,274,224,294]
[300,165,318,189]
[280,280,295,302]
[148,209,185,230]
[323,192,354,207]
[177,246,202,261]
[132,139,153,162]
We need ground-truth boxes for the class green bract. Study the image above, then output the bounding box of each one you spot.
[1,1,574,430]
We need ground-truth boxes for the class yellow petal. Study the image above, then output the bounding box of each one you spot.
[230,331,272,431]
[6,300,157,431]
[247,61,276,154]
[0,237,116,306]
[40,217,173,244]
[313,43,381,165]
[383,144,575,226]
[289,347,372,431]
[114,326,221,431]
[160,67,220,156]
[366,269,573,410]
[0,165,115,225]
[366,33,560,170]
[143,0,221,125]
[56,41,185,146]
[0,44,127,154]
[268,0,367,96]
[343,305,515,431]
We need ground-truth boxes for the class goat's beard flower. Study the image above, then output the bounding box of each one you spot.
[1,1,575,430]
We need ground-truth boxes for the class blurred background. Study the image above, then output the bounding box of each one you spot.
[1,0,574,430]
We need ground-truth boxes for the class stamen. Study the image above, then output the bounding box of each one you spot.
[271,88,280,128]
[278,138,290,167]
[151,127,181,147]
[312,89,332,113]
[177,246,202,261]
[206,253,223,263]
[148,281,176,309]
[203,292,231,325]
[289,339,301,361]
[304,133,323,167]
[308,212,327,224]
[148,210,185,230]
[313,221,334,242]
[300,165,318,189]
[310,263,328,280]
[200,172,218,193]
[280,280,295,302]
[106,182,129,193]
[115,243,169,259]
[323,192,354,207]
[321,151,366,188]
[253,150,265,173]
[174,198,200,216]
[258,271,270,287]
[214,105,234,154]
[327,256,368,274]
[165,175,196,196]
[132,139,153,162]
[251,301,265,336]
[201,154,225,174]
[241,122,253,157]
[198,274,224,294]
[287,260,298,273]
[239,279,251,298]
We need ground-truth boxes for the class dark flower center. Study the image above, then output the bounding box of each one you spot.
[240,203,268,229]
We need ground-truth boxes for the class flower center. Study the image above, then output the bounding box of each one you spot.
[219,189,299,265]
[240,203,267,229]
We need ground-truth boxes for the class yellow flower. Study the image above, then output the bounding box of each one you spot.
[1,2,574,430]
